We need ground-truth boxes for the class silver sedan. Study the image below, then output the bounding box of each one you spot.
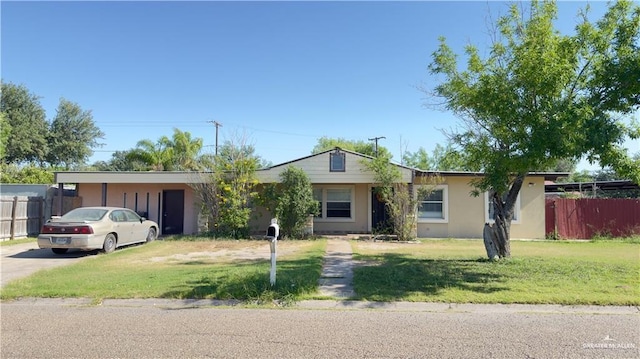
[37,207,159,254]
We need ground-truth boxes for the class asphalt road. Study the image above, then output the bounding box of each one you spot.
[1,299,638,358]
[1,242,639,358]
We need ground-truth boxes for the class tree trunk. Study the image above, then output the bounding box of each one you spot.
[483,223,500,260]
[493,213,511,258]
[481,174,524,259]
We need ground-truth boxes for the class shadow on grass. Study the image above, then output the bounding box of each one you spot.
[353,253,507,301]
[159,255,324,302]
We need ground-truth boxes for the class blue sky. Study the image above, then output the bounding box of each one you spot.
[2,1,637,170]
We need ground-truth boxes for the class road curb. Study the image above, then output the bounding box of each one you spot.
[2,297,639,315]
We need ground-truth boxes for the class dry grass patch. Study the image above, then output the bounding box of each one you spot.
[0,239,326,303]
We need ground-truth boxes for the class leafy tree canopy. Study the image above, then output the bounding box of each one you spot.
[0,82,49,164]
[428,0,640,194]
[90,150,149,171]
[427,0,640,258]
[0,113,10,161]
[46,99,104,169]
[125,128,204,171]
[403,143,479,171]
[312,136,390,158]
[0,164,54,184]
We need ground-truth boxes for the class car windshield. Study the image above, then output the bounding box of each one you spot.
[61,208,108,221]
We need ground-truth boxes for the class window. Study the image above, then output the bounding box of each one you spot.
[123,210,141,222]
[417,185,448,223]
[326,188,351,217]
[313,188,323,218]
[484,191,521,223]
[330,151,345,172]
[313,186,354,221]
[110,210,127,222]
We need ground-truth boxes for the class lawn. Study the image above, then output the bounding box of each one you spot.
[352,239,640,305]
[0,239,326,304]
[1,237,637,305]
[0,237,36,246]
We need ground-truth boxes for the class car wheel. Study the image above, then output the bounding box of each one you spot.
[51,248,68,255]
[102,233,117,254]
[146,227,157,243]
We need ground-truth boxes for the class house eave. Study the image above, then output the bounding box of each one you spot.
[55,171,216,184]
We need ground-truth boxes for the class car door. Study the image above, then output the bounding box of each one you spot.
[110,210,133,244]
[124,210,147,242]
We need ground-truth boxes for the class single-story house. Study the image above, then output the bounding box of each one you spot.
[53,148,564,239]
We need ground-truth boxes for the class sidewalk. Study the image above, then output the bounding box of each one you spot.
[317,239,355,298]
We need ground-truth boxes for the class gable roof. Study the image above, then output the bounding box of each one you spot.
[257,147,413,183]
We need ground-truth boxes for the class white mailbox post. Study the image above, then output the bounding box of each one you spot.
[266,218,280,287]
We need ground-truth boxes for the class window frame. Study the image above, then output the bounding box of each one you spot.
[416,185,449,223]
[484,191,521,224]
[329,151,346,172]
[313,185,355,222]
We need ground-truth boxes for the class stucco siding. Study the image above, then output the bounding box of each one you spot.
[415,176,546,239]
[510,176,546,239]
[76,183,199,235]
[258,152,412,183]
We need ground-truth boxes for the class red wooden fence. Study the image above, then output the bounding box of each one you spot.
[546,198,640,239]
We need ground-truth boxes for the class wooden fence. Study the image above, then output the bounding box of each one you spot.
[0,196,44,240]
[546,198,640,239]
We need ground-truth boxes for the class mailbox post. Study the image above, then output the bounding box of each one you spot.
[266,218,279,286]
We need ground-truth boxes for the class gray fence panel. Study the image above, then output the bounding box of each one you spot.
[0,196,44,240]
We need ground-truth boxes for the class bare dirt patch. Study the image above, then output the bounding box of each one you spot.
[146,241,311,264]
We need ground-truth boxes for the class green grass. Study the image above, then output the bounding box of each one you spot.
[352,239,640,305]
[0,237,36,246]
[2,238,638,305]
[0,239,326,304]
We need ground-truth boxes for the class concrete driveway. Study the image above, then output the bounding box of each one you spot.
[0,241,99,287]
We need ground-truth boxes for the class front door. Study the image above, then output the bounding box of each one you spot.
[162,190,184,235]
[371,188,392,234]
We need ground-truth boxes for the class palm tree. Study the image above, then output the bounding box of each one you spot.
[126,137,173,171]
[168,128,203,171]
[125,129,204,171]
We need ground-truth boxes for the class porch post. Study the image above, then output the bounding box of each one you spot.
[57,183,64,216]
[101,183,108,206]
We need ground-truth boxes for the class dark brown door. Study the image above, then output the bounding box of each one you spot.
[162,190,184,235]
[371,188,392,233]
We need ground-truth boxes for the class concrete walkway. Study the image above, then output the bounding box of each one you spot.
[318,239,355,298]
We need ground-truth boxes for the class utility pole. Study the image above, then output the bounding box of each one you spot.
[208,120,222,155]
[368,136,386,157]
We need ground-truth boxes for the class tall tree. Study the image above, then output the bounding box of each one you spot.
[212,137,261,239]
[91,150,148,171]
[427,0,640,258]
[126,128,205,171]
[166,128,204,171]
[0,164,54,184]
[404,143,477,171]
[0,113,10,162]
[312,136,390,158]
[47,99,104,169]
[126,136,173,171]
[0,82,49,164]
[190,135,261,238]
[402,147,433,170]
